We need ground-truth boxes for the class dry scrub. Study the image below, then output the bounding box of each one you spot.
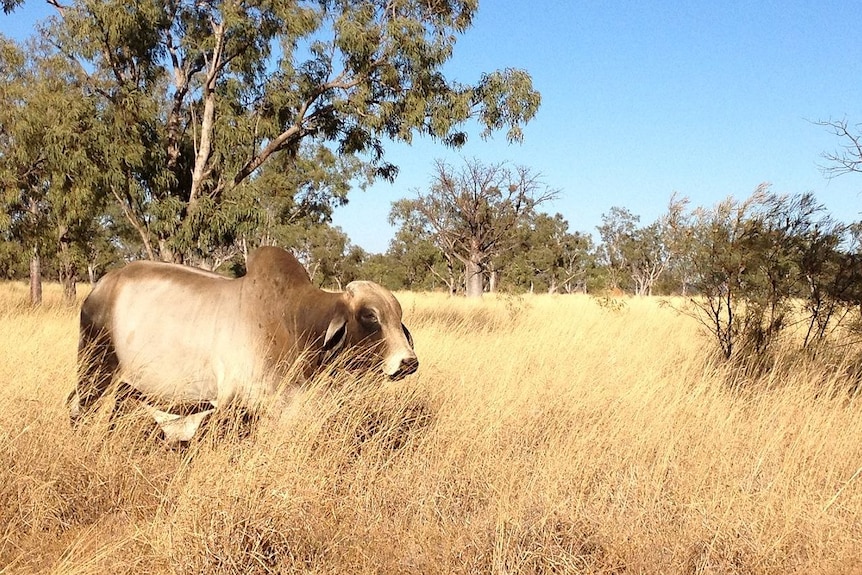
[1,284,861,574]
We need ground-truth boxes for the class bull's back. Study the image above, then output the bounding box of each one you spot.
[106,262,258,403]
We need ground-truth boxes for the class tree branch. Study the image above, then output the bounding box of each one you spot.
[111,185,155,260]
[818,118,862,179]
[188,19,225,209]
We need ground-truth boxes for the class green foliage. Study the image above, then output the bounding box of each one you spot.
[277,222,362,289]
[355,252,407,291]
[252,143,370,231]
[626,222,672,296]
[0,240,27,279]
[596,206,638,292]
[384,198,453,291]
[595,204,680,296]
[671,186,856,364]
[0,37,111,300]
[503,212,596,294]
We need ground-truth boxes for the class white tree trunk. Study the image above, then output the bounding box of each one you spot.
[465,259,483,298]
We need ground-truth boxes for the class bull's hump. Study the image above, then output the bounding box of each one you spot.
[246,247,311,288]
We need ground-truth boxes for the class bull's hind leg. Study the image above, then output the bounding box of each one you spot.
[69,321,119,424]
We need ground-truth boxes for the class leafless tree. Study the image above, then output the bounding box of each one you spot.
[392,158,557,297]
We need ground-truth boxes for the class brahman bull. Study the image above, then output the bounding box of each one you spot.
[69,246,418,441]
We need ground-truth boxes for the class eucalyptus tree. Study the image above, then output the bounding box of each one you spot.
[250,143,368,245]
[506,212,594,294]
[0,37,106,303]
[356,252,407,290]
[388,196,454,292]
[596,206,638,292]
[626,221,672,296]
[278,222,362,288]
[597,206,676,296]
[6,0,541,264]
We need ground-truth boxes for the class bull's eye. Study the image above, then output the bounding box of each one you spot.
[359,309,379,327]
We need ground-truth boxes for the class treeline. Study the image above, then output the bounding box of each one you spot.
[367,177,862,370]
[7,146,862,369]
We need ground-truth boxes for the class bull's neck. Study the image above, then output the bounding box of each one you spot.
[260,283,348,347]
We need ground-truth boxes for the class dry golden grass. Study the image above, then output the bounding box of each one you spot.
[1,283,862,574]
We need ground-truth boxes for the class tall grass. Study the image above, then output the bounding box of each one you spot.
[1,283,861,574]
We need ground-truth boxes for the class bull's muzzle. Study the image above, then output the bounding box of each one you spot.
[389,355,419,380]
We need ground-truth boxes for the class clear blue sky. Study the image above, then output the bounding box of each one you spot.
[4,2,861,253]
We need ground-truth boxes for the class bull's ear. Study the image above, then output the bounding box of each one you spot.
[323,316,347,352]
[402,323,414,348]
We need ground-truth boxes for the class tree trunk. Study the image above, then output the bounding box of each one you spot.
[465,256,483,298]
[29,248,42,306]
[58,235,77,304]
[88,263,97,286]
[62,273,77,303]
[188,22,224,210]
[488,269,498,293]
[446,256,457,296]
